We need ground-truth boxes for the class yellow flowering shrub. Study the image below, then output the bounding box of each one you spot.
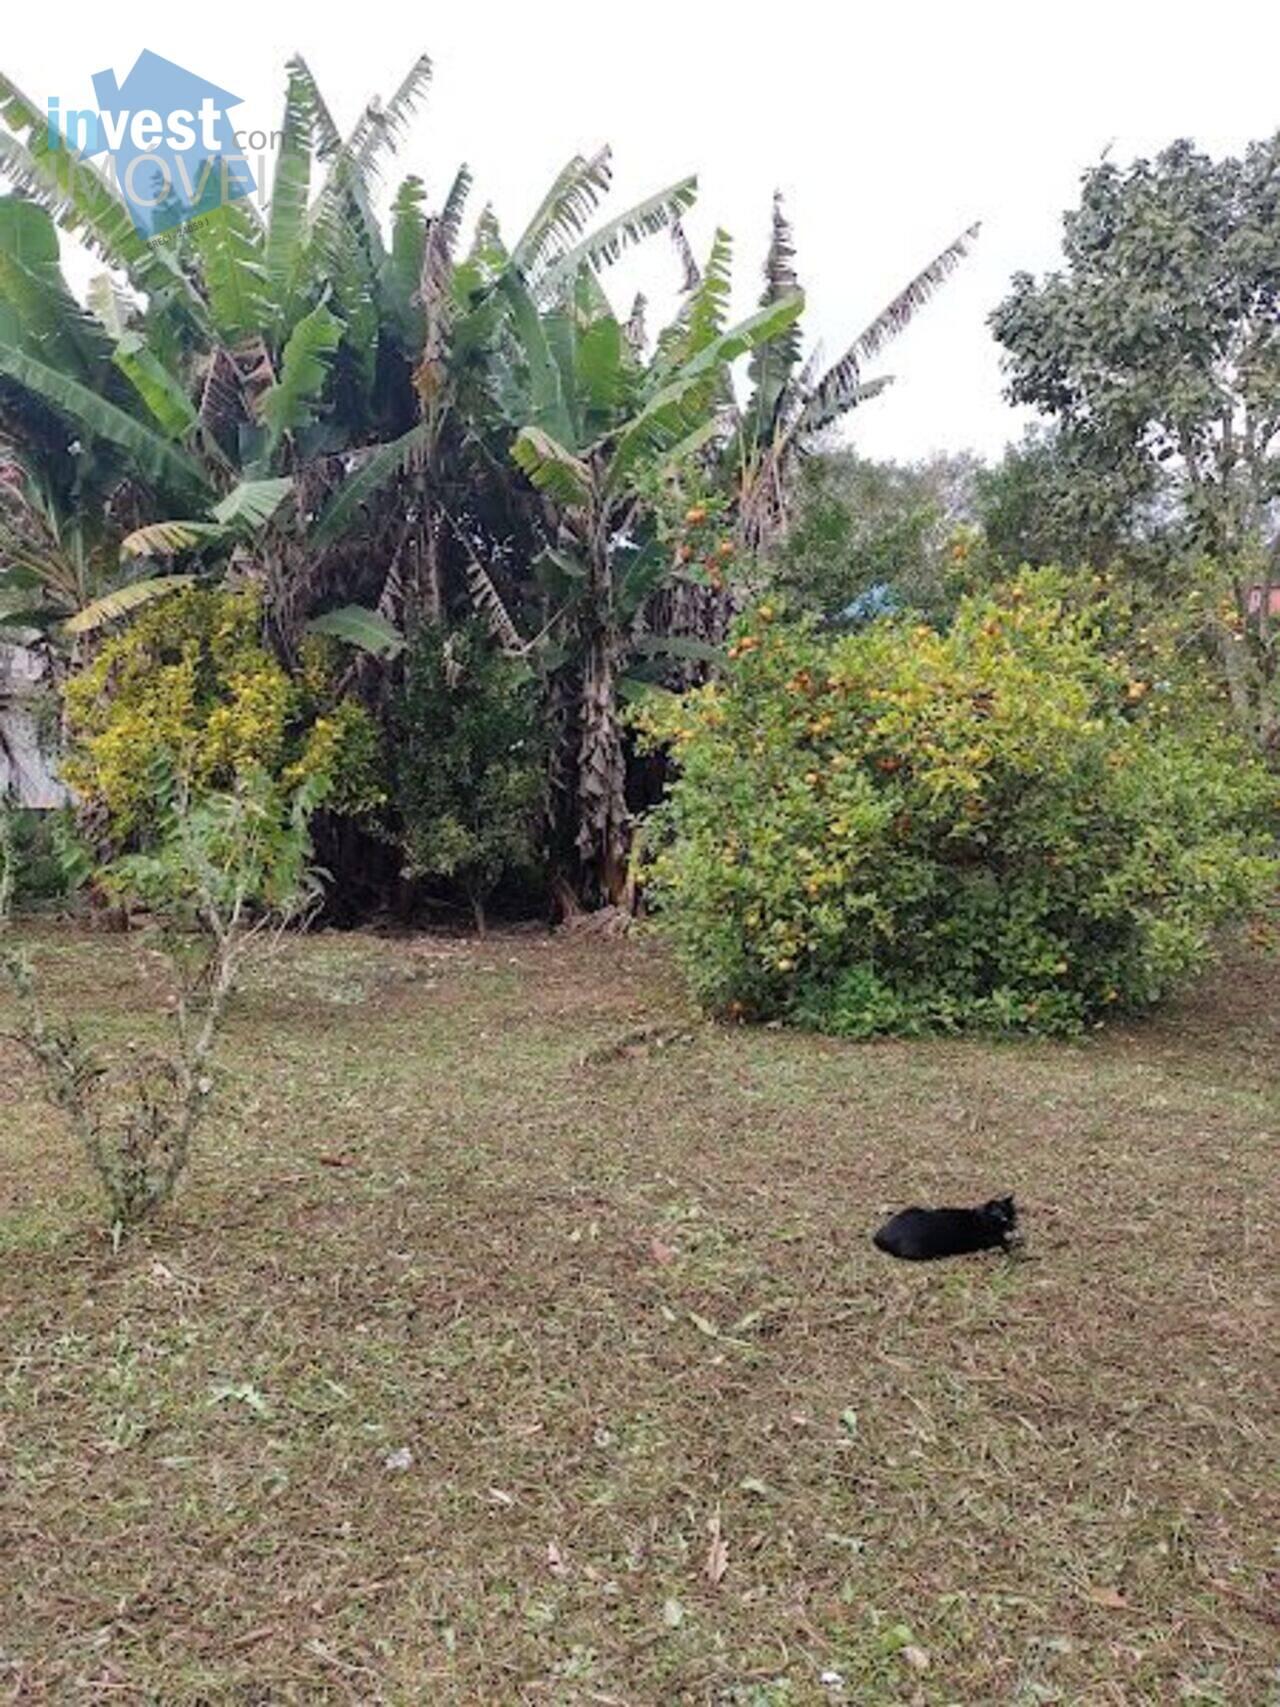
[64,588,385,843]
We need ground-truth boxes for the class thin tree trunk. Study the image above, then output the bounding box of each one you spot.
[469,886,487,937]
[1216,622,1258,748]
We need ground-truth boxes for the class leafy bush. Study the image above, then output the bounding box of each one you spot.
[393,622,545,930]
[638,576,1277,1036]
[63,587,384,847]
[0,807,82,904]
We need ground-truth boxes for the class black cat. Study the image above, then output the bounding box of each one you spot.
[873,1195,1018,1261]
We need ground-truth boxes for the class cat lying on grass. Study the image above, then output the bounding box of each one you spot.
[873,1195,1019,1261]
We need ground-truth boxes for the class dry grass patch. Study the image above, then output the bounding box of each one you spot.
[1,926,1277,1704]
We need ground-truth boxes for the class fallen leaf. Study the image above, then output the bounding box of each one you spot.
[1086,1585,1129,1610]
[488,1487,515,1507]
[687,1310,751,1350]
[546,1541,567,1576]
[649,1238,677,1266]
[704,1508,728,1585]
[900,1644,930,1671]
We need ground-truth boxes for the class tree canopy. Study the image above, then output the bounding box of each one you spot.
[991,136,1280,562]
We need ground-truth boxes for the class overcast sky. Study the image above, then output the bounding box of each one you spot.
[6,0,1280,463]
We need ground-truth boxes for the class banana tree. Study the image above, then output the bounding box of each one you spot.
[0,193,306,636]
[0,454,137,639]
[1,42,707,647]
[732,194,981,551]
[0,193,200,643]
[304,143,700,639]
[506,258,804,902]
[0,57,431,482]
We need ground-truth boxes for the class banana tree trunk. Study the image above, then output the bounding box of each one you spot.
[576,619,629,905]
[422,506,444,624]
[574,520,629,906]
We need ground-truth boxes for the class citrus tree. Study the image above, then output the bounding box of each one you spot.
[640,575,1276,1033]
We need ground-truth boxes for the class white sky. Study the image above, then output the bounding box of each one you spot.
[6,0,1280,463]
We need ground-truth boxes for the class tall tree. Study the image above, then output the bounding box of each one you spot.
[973,425,1164,572]
[991,137,1280,564]
[992,136,1280,756]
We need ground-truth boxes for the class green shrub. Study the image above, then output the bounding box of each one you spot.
[638,576,1277,1036]
[0,807,79,904]
[393,622,545,930]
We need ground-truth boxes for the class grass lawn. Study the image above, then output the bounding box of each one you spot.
[1,926,1277,1704]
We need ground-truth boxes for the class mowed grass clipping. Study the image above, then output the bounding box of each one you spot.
[1,926,1277,1705]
